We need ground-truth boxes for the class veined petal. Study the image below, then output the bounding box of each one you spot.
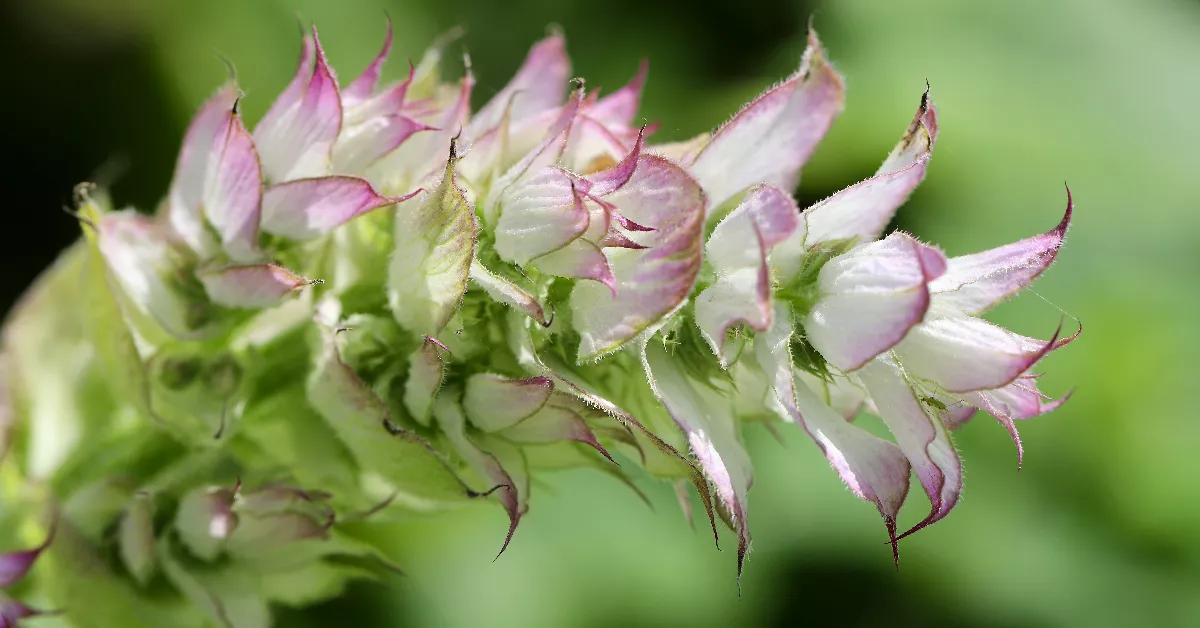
[433,394,522,556]
[0,527,52,587]
[930,188,1072,315]
[403,336,447,427]
[966,374,1070,421]
[388,150,476,336]
[805,232,946,372]
[468,261,549,325]
[688,29,844,213]
[342,19,393,107]
[261,175,411,240]
[333,114,436,175]
[167,83,263,262]
[857,356,962,540]
[463,374,554,432]
[695,184,801,359]
[254,26,342,182]
[805,87,938,245]
[469,34,570,139]
[532,238,615,290]
[198,264,312,308]
[894,316,1059,393]
[495,168,590,264]
[367,74,473,194]
[642,338,752,576]
[571,155,705,360]
[754,305,909,554]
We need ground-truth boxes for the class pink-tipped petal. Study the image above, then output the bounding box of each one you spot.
[857,356,963,540]
[642,339,752,577]
[805,87,938,246]
[695,184,802,359]
[756,305,909,558]
[463,374,555,432]
[895,317,1060,393]
[805,233,946,372]
[261,175,408,240]
[795,370,867,421]
[254,27,343,182]
[495,168,591,264]
[198,264,311,308]
[468,261,549,325]
[588,59,648,127]
[500,395,615,462]
[0,528,52,588]
[469,34,571,139]
[403,336,447,427]
[931,189,1072,314]
[333,114,436,174]
[342,19,393,107]
[689,29,844,212]
[966,375,1070,421]
[368,74,474,192]
[388,153,477,336]
[571,155,706,360]
[584,127,644,197]
[168,83,263,262]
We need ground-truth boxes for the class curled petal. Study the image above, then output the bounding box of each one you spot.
[198,263,310,308]
[533,239,615,291]
[695,184,801,360]
[463,374,554,432]
[571,155,705,360]
[468,261,548,324]
[342,19,393,107]
[500,394,615,462]
[368,74,473,193]
[688,29,844,212]
[755,306,909,556]
[433,394,523,556]
[167,83,263,262]
[931,188,1072,315]
[895,317,1060,393]
[388,153,477,336]
[806,233,946,372]
[857,356,962,540]
[495,168,590,264]
[642,339,752,577]
[254,27,342,182]
[469,34,570,138]
[805,87,938,245]
[967,375,1070,421]
[333,114,436,175]
[261,175,410,241]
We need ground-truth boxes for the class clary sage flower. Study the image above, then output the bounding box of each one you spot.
[0,19,1074,627]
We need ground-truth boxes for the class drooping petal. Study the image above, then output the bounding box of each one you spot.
[468,261,548,325]
[642,338,752,576]
[0,527,53,587]
[403,336,447,427]
[341,19,393,107]
[198,264,312,308]
[795,370,866,420]
[254,27,342,182]
[857,356,963,540]
[695,184,801,360]
[966,374,1070,421]
[388,150,476,336]
[688,29,844,213]
[805,232,947,372]
[894,316,1059,393]
[571,155,706,360]
[495,168,590,264]
[433,394,522,556]
[532,238,615,290]
[755,305,909,555]
[930,188,1072,315]
[499,394,614,462]
[463,374,554,432]
[805,87,938,245]
[167,83,263,262]
[468,34,570,139]
[261,175,411,240]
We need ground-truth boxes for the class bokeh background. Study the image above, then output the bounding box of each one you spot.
[4,0,1199,626]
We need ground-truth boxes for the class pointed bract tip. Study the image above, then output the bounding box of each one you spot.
[1055,183,1074,236]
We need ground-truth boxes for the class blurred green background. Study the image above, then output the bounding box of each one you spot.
[3,0,1199,626]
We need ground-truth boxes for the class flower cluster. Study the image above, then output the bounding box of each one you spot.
[0,19,1073,626]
